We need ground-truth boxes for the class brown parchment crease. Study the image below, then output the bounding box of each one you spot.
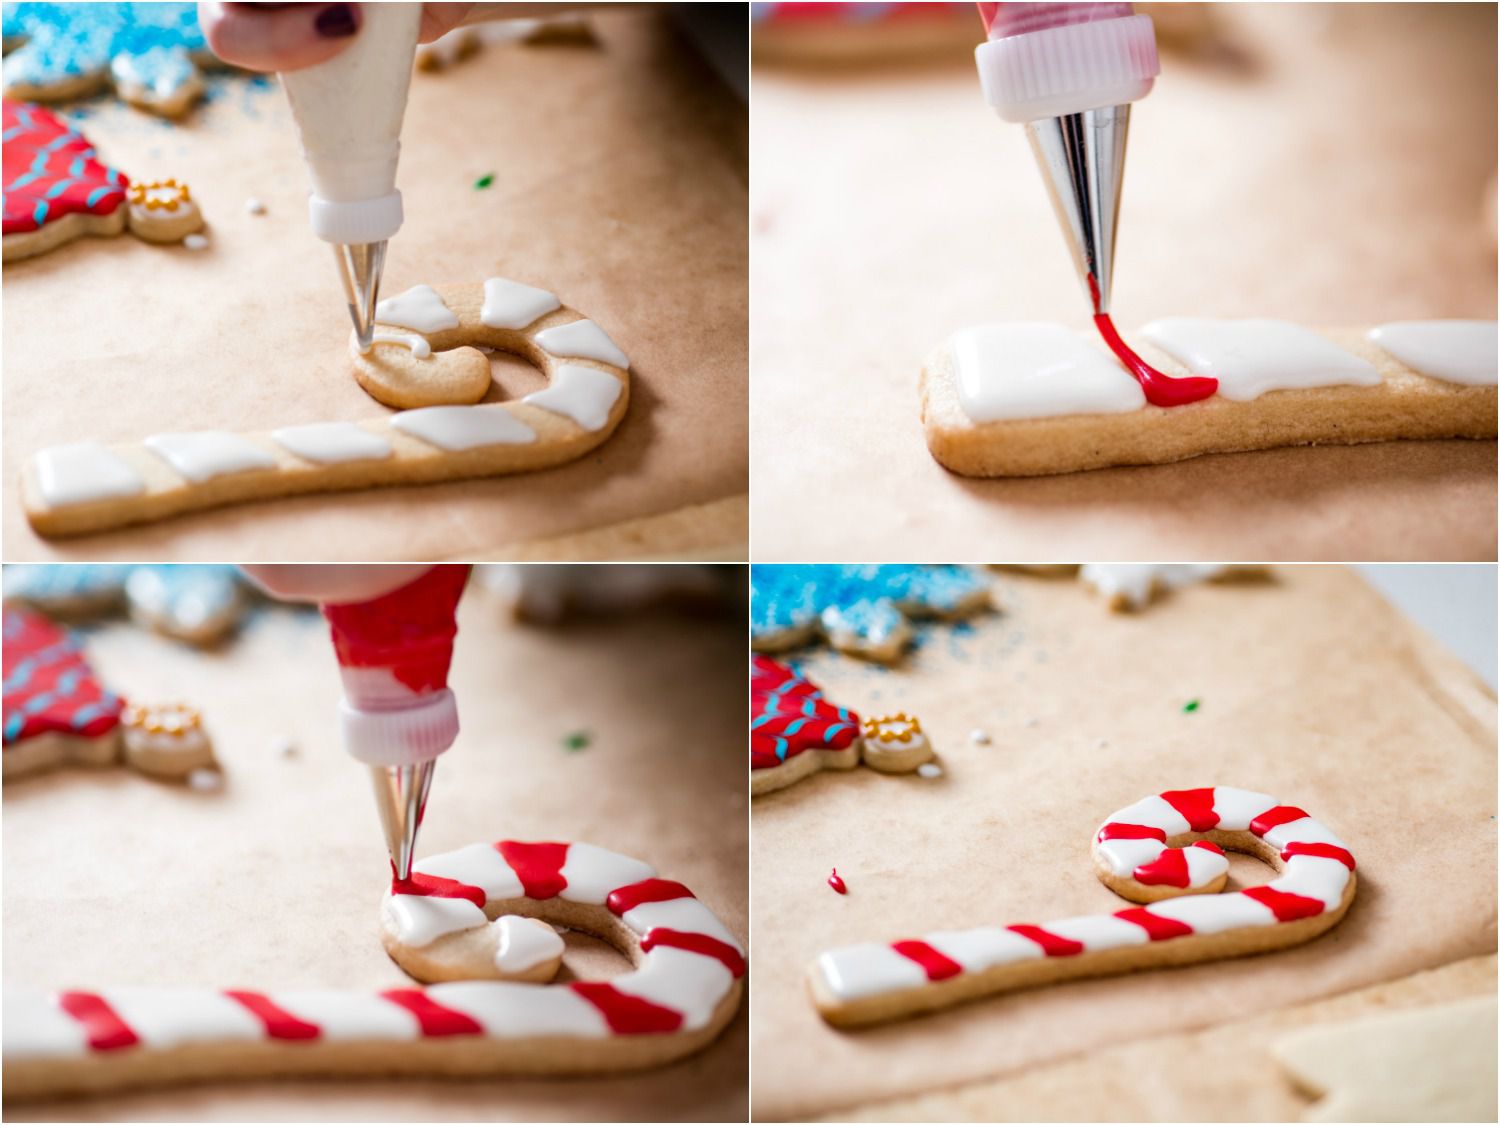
[1,585,748,1121]
[749,2,1497,561]
[3,10,748,561]
[749,566,1497,1121]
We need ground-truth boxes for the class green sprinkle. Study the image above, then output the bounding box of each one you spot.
[562,730,592,752]
[1182,699,1200,714]
[474,173,495,189]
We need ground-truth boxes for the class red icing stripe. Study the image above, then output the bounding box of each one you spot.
[390,870,486,908]
[1115,907,1194,941]
[607,878,694,916]
[1160,788,1220,832]
[1250,805,1309,837]
[380,988,484,1036]
[1007,924,1084,957]
[225,990,321,1040]
[1097,822,1167,844]
[640,928,747,977]
[58,992,139,1051]
[571,981,683,1033]
[1282,841,1356,870]
[1192,840,1226,856]
[892,939,963,981]
[495,841,569,899]
[1242,884,1327,922]
[1133,848,1189,887]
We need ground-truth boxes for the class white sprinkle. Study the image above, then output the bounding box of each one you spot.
[245,197,266,215]
[1023,717,1039,729]
[270,736,297,758]
[187,768,223,790]
[183,233,209,250]
[1097,738,1109,749]
[968,728,991,745]
[917,762,943,779]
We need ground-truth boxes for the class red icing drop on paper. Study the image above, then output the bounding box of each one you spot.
[2,100,129,237]
[606,878,693,916]
[1008,923,1084,957]
[892,940,963,981]
[828,868,847,895]
[1097,821,1167,844]
[390,870,486,908]
[1250,805,1309,838]
[1159,787,1221,833]
[1115,907,1194,941]
[58,992,139,1051]
[1242,884,1327,922]
[1282,841,1356,870]
[496,840,569,900]
[225,990,321,1040]
[640,929,746,977]
[1133,847,1190,887]
[321,566,470,693]
[1087,275,1218,408]
[571,981,684,1034]
[380,988,484,1036]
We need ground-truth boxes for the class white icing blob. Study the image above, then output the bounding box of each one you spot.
[33,443,145,509]
[376,284,460,334]
[102,988,263,1049]
[360,329,432,359]
[1143,891,1279,935]
[1096,835,1167,877]
[618,897,743,953]
[391,406,537,451]
[1209,787,1280,832]
[922,927,1044,974]
[245,197,266,215]
[1100,794,1192,838]
[1045,914,1151,952]
[480,277,561,330]
[186,768,223,791]
[951,322,1146,422]
[816,943,928,1001]
[424,981,609,1039]
[493,916,565,974]
[1273,855,1352,911]
[611,946,734,1031]
[1140,318,1380,401]
[557,843,657,906]
[1182,844,1230,887]
[2,993,89,1060]
[1367,321,1498,386]
[916,762,943,779]
[523,365,622,431]
[416,842,524,900]
[388,893,489,947]
[183,233,209,250]
[534,319,630,369]
[143,432,277,483]
[267,990,421,1041]
[272,422,393,464]
[969,728,991,745]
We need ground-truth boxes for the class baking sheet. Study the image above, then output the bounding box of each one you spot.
[748,566,1497,1120]
[2,9,748,561]
[749,3,1497,561]
[2,583,748,1121]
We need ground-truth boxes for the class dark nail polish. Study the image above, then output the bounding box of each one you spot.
[315,4,358,38]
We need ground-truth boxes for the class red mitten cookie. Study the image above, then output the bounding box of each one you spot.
[2,99,129,261]
[751,655,861,795]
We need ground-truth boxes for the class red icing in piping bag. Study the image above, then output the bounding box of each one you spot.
[1087,275,1218,408]
[322,566,470,694]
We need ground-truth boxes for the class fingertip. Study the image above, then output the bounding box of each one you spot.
[202,2,363,73]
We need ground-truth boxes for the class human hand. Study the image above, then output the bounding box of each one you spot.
[198,3,476,73]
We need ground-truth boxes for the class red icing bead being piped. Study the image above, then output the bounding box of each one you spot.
[1087,275,1218,407]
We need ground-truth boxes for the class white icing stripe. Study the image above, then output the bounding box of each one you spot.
[494,917,565,974]
[376,284,460,333]
[387,894,489,947]
[1210,787,1280,831]
[415,842,523,900]
[1271,855,1352,912]
[361,329,433,359]
[1096,835,1167,877]
[522,365,622,432]
[1368,321,1498,386]
[619,898,742,953]
[480,277,561,330]
[2,993,88,1059]
[953,322,1146,422]
[922,927,1044,973]
[1141,891,1280,934]
[426,981,609,1038]
[1043,914,1150,952]
[103,988,264,1049]
[1262,816,1349,853]
[1182,844,1230,888]
[391,406,537,451]
[271,422,393,464]
[268,990,421,1041]
[557,843,656,906]
[610,947,734,1031]
[534,320,629,369]
[33,443,145,509]
[1102,794,1191,837]
[816,943,929,1001]
[144,432,277,483]
[1140,318,1381,401]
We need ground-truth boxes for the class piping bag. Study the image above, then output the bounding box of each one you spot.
[974,2,1217,406]
[278,2,422,351]
[241,565,470,881]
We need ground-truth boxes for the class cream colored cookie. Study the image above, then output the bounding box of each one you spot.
[921,324,1496,477]
[120,702,217,780]
[125,178,204,243]
[859,713,935,774]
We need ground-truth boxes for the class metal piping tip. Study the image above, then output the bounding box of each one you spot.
[332,241,388,352]
[1024,105,1131,315]
[370,759,434,882]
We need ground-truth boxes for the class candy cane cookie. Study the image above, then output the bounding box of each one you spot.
[921,319,1497,477]
[810,787,1356,1027]
[3,839,745,1098]
[20,277,630,538]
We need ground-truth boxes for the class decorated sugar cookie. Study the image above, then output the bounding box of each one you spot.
[1079,564,1239,611]
[126,177,203,243]
[1,562,135,617]
[860,712,935,774]
[751,565,994,663]
[120,702,217,780]
[4,564,249,646]
[3,838,745,1098]
[810,786,1356,1027]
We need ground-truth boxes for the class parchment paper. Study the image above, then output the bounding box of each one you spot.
[750,3,1497,561]
[749,566,1497,1121]
[1,582,748,1121]
[3,9,748,561]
